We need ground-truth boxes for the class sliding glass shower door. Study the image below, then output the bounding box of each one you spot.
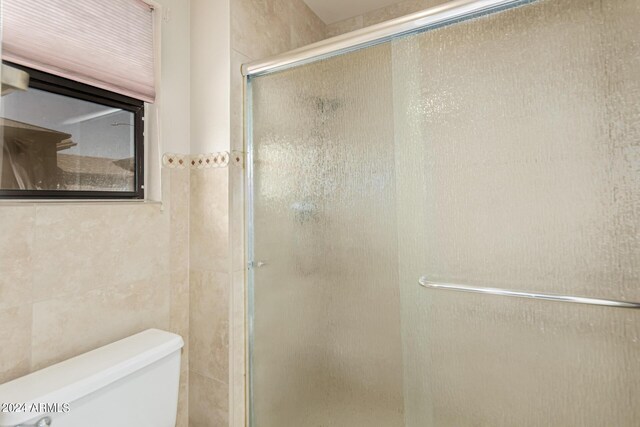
[392,0,640,424]
[247,0,640,425]
[249,43,404,426]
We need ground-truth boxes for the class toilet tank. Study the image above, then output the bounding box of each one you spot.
[0,329,184,427]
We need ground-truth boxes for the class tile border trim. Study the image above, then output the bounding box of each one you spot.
[162,153,188,169]
[163,152,244,169]
[190,152,230,169]
[230,150,244,168]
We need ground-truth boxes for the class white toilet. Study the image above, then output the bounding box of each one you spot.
[0,329,184,427]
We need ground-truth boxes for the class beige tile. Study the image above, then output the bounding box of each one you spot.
[189,169,229,272]
[325,15,364,38]
[230,164,245,273]
[173,267,189,427]
[171,168,190,273]
[289,0,326,49]
[170,269,190,339]
[168,167,190,427]
[0,304,32,384]
[170,266,190,422]
[189,270,229,383]
[31,276,171,370]
[0,205,34,310]
[231,0,291,60]
[32,203,170,300]
[162,166,172,210]
[176,354,189,427]
[189,371,229,427]
[170,269,190,372]
[229,269,246,427]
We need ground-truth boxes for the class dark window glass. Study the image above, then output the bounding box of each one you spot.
[0,63,144,199]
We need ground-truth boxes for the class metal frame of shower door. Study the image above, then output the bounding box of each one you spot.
[244,74,256,427]
[241,0,533,77]
[242,0,535,426]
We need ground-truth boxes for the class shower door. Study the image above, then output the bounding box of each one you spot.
[248,43,405,426]
[247,0,640,425]
[391,0,640,425]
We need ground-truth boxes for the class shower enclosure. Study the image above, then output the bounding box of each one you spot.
[244,0,640,425]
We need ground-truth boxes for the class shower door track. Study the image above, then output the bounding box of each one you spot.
[241,0,533,77]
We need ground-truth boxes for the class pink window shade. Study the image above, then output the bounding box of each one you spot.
[3,0,156,103]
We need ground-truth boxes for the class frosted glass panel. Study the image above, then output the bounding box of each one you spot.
[392,0,640,425]
[250,44,404,426]
[248,0,640,425]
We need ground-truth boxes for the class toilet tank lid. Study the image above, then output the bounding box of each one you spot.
[0,329,183,426]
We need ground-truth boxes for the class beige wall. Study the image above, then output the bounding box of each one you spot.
[190,0,230,155]
[325,0,448,37]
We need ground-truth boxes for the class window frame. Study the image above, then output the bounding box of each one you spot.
[0,61,145,200]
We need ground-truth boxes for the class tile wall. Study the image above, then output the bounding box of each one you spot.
[0,167,190,427]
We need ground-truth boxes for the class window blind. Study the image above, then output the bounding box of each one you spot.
[2,0,156,103]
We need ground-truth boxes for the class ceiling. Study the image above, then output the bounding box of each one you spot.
[303,0,401,24]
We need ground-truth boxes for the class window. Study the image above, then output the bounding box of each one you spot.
[0,63,144,199]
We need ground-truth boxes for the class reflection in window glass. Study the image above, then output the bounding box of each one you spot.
[0,87,136,193]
